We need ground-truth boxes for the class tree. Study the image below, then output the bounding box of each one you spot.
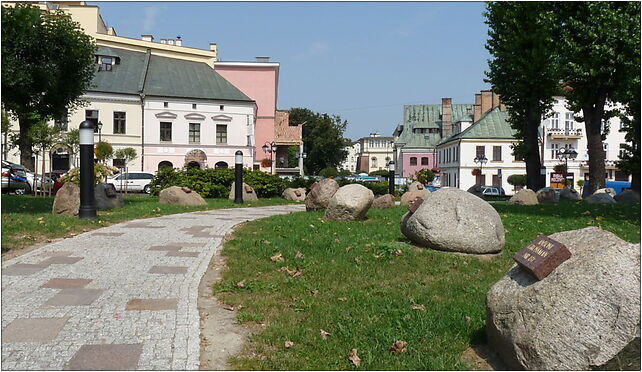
[113,147,137,194]
[484,2,560,191]
[507,174,527,191]
[1,109,17,161]
[2,3,96,170]
[94,141,114,164]
[28,120,61,196]
[62,129,80,167]
[413,168,435,184]
[553,2,640,194]
[289,108,350,175]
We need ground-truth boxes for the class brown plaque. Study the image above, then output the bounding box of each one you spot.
[408,197,424,213]
[513,235,571,280]
[294,190,302,197]
[245,185,253,193]
[181,187,192,193]
[417,184,424,190]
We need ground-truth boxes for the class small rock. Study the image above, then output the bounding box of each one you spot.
[614,190,640,203]
[372,194,395,209]
[305,178,339,211]
[325,184,374,221]
[586,193,616,204]
[508,189,539,205]
[159,186,207,206]
[536,187,559,204]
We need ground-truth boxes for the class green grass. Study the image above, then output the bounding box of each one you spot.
[214,201,640,370]
[1,194,297,252]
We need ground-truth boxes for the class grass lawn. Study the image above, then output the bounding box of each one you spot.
[214,201,640,370]
[1,194,297,253]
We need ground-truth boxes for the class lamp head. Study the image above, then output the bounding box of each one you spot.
[262,144,269,153]
[79,120,95,145]
[235,150,243,164]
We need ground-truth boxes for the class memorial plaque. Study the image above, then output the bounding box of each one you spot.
[408,197,424,213]
[294,190,302,197]
[181,187,192,194]
[513,234,571,280]
[417,184,424,190]
[245,185,253,193]
[104,184,117,198]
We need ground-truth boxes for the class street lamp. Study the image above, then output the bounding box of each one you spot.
[388,161,395,195]
[97,121,103,142]
[261,141,277,174]
[296,151,307,176]
[234,150,243,204]
[558,148,578,188]
[78,120,96,219]
[473,154,488,184]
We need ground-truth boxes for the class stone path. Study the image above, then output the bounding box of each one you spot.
[1,204,305,370]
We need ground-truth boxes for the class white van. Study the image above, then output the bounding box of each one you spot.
[107,172,155,194]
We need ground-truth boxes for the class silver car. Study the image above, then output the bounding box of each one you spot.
[1,165,29,194]
[107,172,155,194]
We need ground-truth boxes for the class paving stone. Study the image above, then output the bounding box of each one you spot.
[39,251,73,257]
[148,266,188,274]
[149,245,182,252]
[2,263,48,276]
[166,251,200,257]
[42,288,104,306]
[92,232,125,237]
[40,278,92,289]
[66,343,143,370]
[2,317,69,343]
[125,299,178,311]
[39,256,83,266]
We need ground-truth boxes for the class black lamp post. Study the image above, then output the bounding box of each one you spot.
[473,154,488,184]
[234,150,243,203]
[388,161,395,195]
[558,148,578,188]
[78,120,96,219]
[261,141,277,174]
[97,121,103,142]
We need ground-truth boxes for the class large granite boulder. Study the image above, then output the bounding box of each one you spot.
[159,186,207,206]
[536,187,559,204]
[614,190,641,203]
[467,183,484,198]
[372,194,395,209]
[400,188,504,254]
[94,183,124,210]
[325,184,374,221]
[559,187,581,201]
[407,181,426,192]
[594,187,617,198]
[282,187,306,202]
[52,182,80,216]
[507,189,538,205]
[305,178,339,211]
[229,182,258,202]
[400,190,430,206]
[486,227,640,370]
[586,193,616,204]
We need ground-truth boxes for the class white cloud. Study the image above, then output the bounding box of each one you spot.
[142,5,166,33]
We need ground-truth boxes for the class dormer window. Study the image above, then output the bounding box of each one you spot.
[98,56,115,71]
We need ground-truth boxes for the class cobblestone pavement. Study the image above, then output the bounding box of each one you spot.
[1,204,305,370]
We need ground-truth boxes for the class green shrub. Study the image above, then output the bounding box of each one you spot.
[286,176,318,191]
[243,170,286,197]
[59,164,116,186]
[337,169,352,177]
[336,179,390,195]
[369,170,390,177]
[319,167,338,178]
[507,174,527,187]
[413,168,435,184]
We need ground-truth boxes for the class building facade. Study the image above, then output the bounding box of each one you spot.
[355,133,394,173]
[339,142,361,173]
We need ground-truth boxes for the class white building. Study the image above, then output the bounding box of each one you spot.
[339,142,361,173]
[356,133,395,173]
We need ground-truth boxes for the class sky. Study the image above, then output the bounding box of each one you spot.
[92,1,492,140]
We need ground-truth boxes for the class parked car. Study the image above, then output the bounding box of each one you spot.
[106,172,155,193]
[1,164,29,194]
[481,186,506,196]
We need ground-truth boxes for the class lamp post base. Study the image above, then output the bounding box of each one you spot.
[79,206,97,219]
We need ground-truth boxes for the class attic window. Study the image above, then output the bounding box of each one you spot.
[192,103,197,110]
[164,102,169,108]
[220,105,224,111]
[98,56,113,71]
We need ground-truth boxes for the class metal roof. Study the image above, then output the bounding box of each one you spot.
[396,103,474,148]
[438,107,517,146]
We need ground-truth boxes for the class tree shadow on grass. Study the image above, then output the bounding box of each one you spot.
[493,201,640,223]
[1,195,54,214]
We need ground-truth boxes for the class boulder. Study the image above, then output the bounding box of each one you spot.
[486,227,640,370]
[536,187,559,204]
[282,187,306,202]
[159,186,207,206]
[372,194,395,209]
[305,178,339,211]
[467,183,484,198]
[614,190,641,203]
[559,187,581,201]
[586,193,616,204]
[229,182,258,202]
[408,181,426,192]
[325,184,374,221]
[94,183,124,210]
[400,188,504,254]
[594,187,617,198]
[52,182,80,216]
[400,190,430,206]
[507,189,539,205]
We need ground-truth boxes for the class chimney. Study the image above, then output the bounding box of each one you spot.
[167,39,175,45]
[441,98,453,138]
[481,90,493,114]
[255,56,270,63]
[473,104,482,122]
[475,93,482,105]
[160,39,167,44]
[492,91,501,109]
[141,34,154,42]
[209,43,217,52]
[175,39,182,47]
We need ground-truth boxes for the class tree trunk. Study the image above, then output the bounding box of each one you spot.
[41,146,46,197]
[18,115,35,170]
[631,172,641,193]
[524,110,544,191]
[583,105,606,194]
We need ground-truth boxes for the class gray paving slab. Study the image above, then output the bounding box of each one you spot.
[1,204,304,370]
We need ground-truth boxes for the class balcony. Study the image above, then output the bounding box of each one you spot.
[548,128,582,139]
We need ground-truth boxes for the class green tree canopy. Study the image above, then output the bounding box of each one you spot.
[288,108,350,175]
[94,141,113,163]
[2,3,96,169]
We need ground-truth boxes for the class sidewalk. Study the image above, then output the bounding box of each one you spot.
[1,204,305,370]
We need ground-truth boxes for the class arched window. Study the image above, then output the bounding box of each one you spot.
[410,157,417,166]
[186,161,200,169]
[214,161,228,169]
[421,157,429,166]
[371,157,378,167]
[158,161,173,170]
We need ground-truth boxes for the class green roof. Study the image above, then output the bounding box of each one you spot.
[90,46,252,102]
[438,107,517,146]
[396,103,474,148]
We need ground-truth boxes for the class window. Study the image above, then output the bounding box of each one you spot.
[493,146,502,161]
[476,146,485,157]
[409,157,417,166]
[492,175,501,187]
[220,105,224,111]
[158,161,173,170]
[160,122,172,142]
[565,112,574,130]
[551,112,559,129]
[216,124,227,144]
[603,142,608,159]
[189,123,200,143]
[99,56,113,71]
[421,157,429,166]
[215,161,228,169]
[428,128,439,134]
[86,110,99,132]
[551,143,559,159]
[192,103,197,110]
[113,158,125,168]
[164,102,169,108]
[371,157,378,167]
[113,112,126,134]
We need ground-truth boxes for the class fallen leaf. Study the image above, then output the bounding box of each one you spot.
[295,251,305,259]
[581,210,591,215]
[365,243,374,247]
[278,266,302,277]
[595,216,606,221]
[394,249,403,256]
[262,240,271,245]
[222,304,235,311]
[388,340,408,354]
[309,290,319,296]
[411,302,425,311]
[335,238,341,243]
[309,224,316,228]
[345,246,353,252]
[465,316,472,323]
[354,256,361,264]
[284,341,294,348]
[39,220,45,225]
[337,297,348,302]
[235,280,246,288]
[348,348,361,367]
[37,217,44,221]
[271,252,284,262]
[320,329,331,340]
